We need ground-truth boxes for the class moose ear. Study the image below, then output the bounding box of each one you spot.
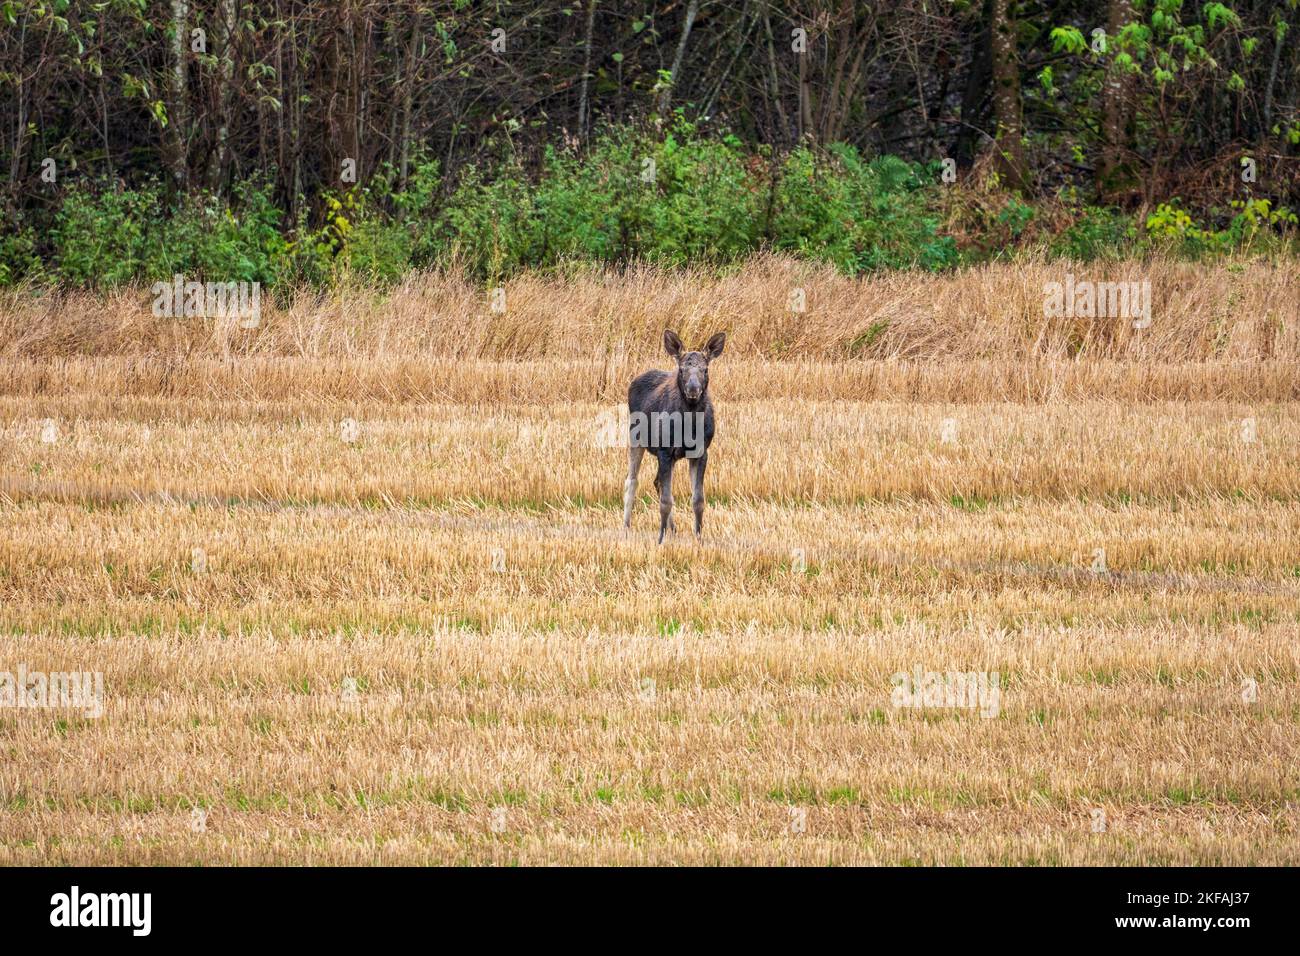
[703,332,726,360]
[663,329,684,359]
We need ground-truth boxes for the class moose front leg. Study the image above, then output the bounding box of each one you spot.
[689,452,707,537]
[655,456,676,544]
[623,445,645,530]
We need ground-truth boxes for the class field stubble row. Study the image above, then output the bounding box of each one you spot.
[1,261,1297,864]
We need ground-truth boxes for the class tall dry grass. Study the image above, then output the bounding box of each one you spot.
[2,254,1296,363]
[2,255,1297,405]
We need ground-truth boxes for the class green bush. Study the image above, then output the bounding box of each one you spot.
[1144,198,1298,257]
[51,178,287,288]
[639,127,762,265]
[433,120,762,277]
[10,121,1287,291]
[772,146,950,272]
[340,216,413,283]
[160,180,288,284]
[1053,206,1136,260]
[52,183,168,287]
[531,130,641,264]
[0,218,44,286]
[436,162,540,278]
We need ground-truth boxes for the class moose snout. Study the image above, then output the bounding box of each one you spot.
[683,373,704,401]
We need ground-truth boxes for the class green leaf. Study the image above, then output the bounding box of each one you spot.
[1049,26,1086,54]
[1203,3,1241,30]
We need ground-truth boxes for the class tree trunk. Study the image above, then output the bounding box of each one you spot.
[1263,17,1288,131]
[1097,0,1136,201]
[818,2,870,145]
[7,13,30,203]
[577,0,598,136]
[208,0,239,194]
[658,0,701,115]
[955,8,991,169]
[701,2,754,119]
[399,13,420,186]
[762,4,789,142]
[798,21,815,140]
[989,0,1027,190]
[169,0,190,190]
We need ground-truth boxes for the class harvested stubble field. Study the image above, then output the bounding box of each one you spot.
[1,256,1298,865]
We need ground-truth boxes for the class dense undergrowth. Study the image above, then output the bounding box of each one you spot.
[2,119,1295,289]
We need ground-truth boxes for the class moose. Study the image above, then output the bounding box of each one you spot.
[623,330,726,543]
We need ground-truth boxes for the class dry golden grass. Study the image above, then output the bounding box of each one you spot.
[1,258,1297,865]
[2,254,1296,365]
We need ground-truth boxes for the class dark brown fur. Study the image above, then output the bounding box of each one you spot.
[624,330,726,542]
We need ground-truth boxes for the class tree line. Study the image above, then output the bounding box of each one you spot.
[2,1,1297,278]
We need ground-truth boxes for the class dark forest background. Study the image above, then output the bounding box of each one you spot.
[2,0,1297,286]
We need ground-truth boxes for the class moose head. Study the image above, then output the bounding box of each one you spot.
[663,330,726,405]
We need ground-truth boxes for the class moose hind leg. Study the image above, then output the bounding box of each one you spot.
[623,446,645,529]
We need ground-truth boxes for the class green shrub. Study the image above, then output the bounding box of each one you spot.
[160,180,288,284]
[12,122,1286,291]
[52,183,168,287]
[1054,207,1136,260]
[339,217,412,283]
[772,146,947,272]
[436,162,540,278]
[302,181,417,285]
[0,218,44,286]
[433,120,762,276]
[1145,198,1297,257]
[51,178,287,288]
[639,127,761,264]
[531,131,640,264]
